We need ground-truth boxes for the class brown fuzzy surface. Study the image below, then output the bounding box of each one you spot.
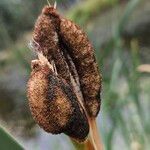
[59,18,102,116]
[32,6,102,117]
[27,65,71,133]
[28,5,102,142]
[33,6,71,83]
[27,63,89,140]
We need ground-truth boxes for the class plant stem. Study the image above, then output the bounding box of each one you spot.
[88,118,103,150]
[71,137,94,150]
[71,118,103,150]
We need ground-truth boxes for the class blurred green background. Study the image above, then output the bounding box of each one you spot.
[0,0,150,149]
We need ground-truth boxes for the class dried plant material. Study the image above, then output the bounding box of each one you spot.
[59,18,102,117]
[33,6,71,82]
[27,59,89,141]
[27,4,103,146]
[32,5,102,117]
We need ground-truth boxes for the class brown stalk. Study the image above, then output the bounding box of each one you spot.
[88,118,103,150]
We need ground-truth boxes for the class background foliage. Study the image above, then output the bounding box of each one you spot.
[0,0,149,149]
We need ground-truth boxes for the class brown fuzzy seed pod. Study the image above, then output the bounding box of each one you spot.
[59,18,102,117]
[27,60,89,141]
[32,5,102,117]
[32,6,70,82]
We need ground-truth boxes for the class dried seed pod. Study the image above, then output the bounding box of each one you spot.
[59,18,102,117]
[31,5,102,118]
[32,6,70,82]
[27,59,89,142]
